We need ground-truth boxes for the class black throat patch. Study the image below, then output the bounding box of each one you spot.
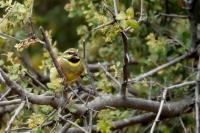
[68,57,80,63]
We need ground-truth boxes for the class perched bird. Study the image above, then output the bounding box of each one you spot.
[50,48,84,85]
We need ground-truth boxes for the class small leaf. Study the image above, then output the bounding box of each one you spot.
[35,128,43,133]
[77,25,88,35]
[116,11,126,20]
[126,19,139,29]
[67,103,77,113]
[0,60,4,66]
[126,7,134,19]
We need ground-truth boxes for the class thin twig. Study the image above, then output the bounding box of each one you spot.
[179,117,189,133]
[59,123,71,133]
[0,99,21,106]
[156,13,188,19]
[98,62,120,86]
[0,3,16,24]
[167,81,196,90]
[195,55,200,133]
[0,87,11,101]
[150,89,167,133]
[39,109,57,128]
[66,119,89,133]
[27,0,35,36]
[129,50,195,83]
[92,20,115,31]
[5,101,25,133]
[111,0,129,96]
[88,111,93,133]
[0,32,20,42]
[121,31,129,97]
[25,71,48,91]
[125,0,145,31]
[138,0,144,22]
[83,40,96,91]
[58,111,89,133]
[113,0,118,15]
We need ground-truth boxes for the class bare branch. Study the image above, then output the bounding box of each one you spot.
[113,0,118,15]
[157,13,188,19]
[25,71,48,91]
[99,62,120,86]
[0,87,11,101]
[66,113,155,133]
[0,105,17,116]
[0,99,21,106]
[167,80,196,90]
[0,32,20,42]
[83,40,96,91]
[112,113,155,129]
[5,101,25,133]
[120,32,129,97]
[195,55,200,133]
[92,20,115,31]
[129,51,195,83]
[59,113,89,133]
[179,117,189,133]
[66,120,89,133]
[0,68,60,108]
[39,27,68,88]
[75,95,194,117]
[59,123,71,133]
[150,89,167,133]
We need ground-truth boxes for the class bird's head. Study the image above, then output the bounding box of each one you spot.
[62,48,80,63]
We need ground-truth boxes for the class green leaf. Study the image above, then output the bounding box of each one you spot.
[126,19,139,29]
[77,25,88,35]
[0,60,4,66]
[67,103,77,113]
[35,128,43,133]
[126,7,134,19]
[116,11,126,20]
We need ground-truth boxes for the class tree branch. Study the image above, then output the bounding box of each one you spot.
[74,95,194,117]
[5,101,25,133]
[0,105,17,116]
[0,99,21,106]
[150,89,167,133]
[129,50,196,83]
[195,54,200,133]
[39,27,68,88]
[0,68,60,108]
[66,113,155,133]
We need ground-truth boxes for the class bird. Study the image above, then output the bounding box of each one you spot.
[50,48,84,85]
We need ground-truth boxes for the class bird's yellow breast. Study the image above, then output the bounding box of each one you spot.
[58,57,84,83]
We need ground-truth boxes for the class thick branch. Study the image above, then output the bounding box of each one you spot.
[66,113,155,133]
[74,95,194,117]
[0,105,17,116]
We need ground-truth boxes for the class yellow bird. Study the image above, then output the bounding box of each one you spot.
[50,48,84,84]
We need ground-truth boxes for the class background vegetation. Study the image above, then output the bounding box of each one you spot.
[0,0,200,133]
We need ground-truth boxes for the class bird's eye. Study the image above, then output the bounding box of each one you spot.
[66,52,73,55]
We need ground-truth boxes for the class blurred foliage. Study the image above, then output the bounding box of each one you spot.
[0,0,198,132]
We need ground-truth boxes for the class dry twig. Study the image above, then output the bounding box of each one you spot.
[5,101,25,133]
